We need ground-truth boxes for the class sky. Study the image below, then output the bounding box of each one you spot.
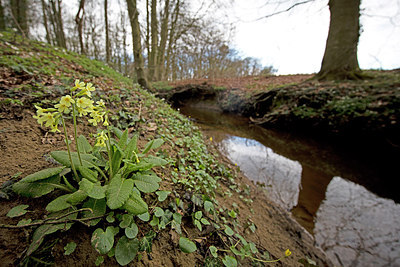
[229,0,400,74]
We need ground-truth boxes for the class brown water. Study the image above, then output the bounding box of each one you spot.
[179,104,400,267]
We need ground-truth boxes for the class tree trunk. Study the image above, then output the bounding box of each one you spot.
[156,0,169,81]
[145,0,150,66]
[148,0,158,81]
[75,0,86,54]
[10,0,29,37]
[165,0,180,80]
[40,0,52,44]
[316,0,361,80]
[126,0,149,89]
[105,0,111,63]
[0,0,6,31]
[50,0,66,48]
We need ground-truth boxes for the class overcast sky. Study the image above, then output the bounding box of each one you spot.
[230,0,400,74]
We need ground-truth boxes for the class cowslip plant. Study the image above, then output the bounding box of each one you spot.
[9,80,168,265]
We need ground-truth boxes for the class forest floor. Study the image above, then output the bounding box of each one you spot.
[0,32,331,266]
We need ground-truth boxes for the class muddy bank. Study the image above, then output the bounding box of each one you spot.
[157,71,400,143]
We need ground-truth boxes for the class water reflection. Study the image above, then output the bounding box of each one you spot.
[220,136,302,210]
[178,104,400,267]
[314,177,400,267]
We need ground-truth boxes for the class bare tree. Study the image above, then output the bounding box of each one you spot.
[148,0,158,81]
[126,0,149,88]
[156,0,170,81]
[104,0,111,63]
[75,0,85,54]
[0,0,6,30]
[49,0,66,48]
[316,0,362,80]
[9,0,29,37]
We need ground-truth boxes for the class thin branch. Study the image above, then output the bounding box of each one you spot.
[253,0,315,22]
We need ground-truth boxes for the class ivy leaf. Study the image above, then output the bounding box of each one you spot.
[137,212,150,222]
[201,218,210,225]
[222,255,237,267]
[224,225,234,236]
[125,222,139,239]
[179,237,197,253]
[6,204,29,218]
[115,236,139,266]
[156,190,170,202]
[149,216,159,227]
[209,246,218,258]
[173,213,182,224]
[204,201,214,213]
[64,242,77,255]
[106,175,133,209]
[82,198,107,226]
[194,219,202,231]
[249,223,256,233]
[132,174,160,193]
[119,214,133,229]
[91,227,115,254]
[106,212,115,223]
[194,211,202,220]
[154,207,164,217]
[140,231,156,253]
[95,256,104,266]
[17,218,32,226]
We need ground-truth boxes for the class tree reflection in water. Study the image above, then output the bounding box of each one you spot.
[314,177,400,267]
[220,136,302,210]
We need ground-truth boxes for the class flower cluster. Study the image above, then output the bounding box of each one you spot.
[33,80,108,133]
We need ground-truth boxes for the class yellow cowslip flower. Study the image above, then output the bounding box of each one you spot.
[50,124,60,133]
[86,83,95,93]
[95,131,108,147]
[210,137,213,142]
[60,95,75,107]
[41,112,56,127]
[55,102,70,114]
[285,249,291,257]
[81,83,95,98]
[73,79,85,91]
[96,99,105,107]
[34,105,46,116]
[88,110,103,126]
[103,114,109,126]
[76,97,94,109]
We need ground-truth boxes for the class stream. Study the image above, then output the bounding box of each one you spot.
[178,103,400,267]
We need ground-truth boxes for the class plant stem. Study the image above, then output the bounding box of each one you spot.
[52,183,74,192]
[61,116,80,181]
[89,163,108,182]
[72,104,83,166]
[106,126,113,179]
